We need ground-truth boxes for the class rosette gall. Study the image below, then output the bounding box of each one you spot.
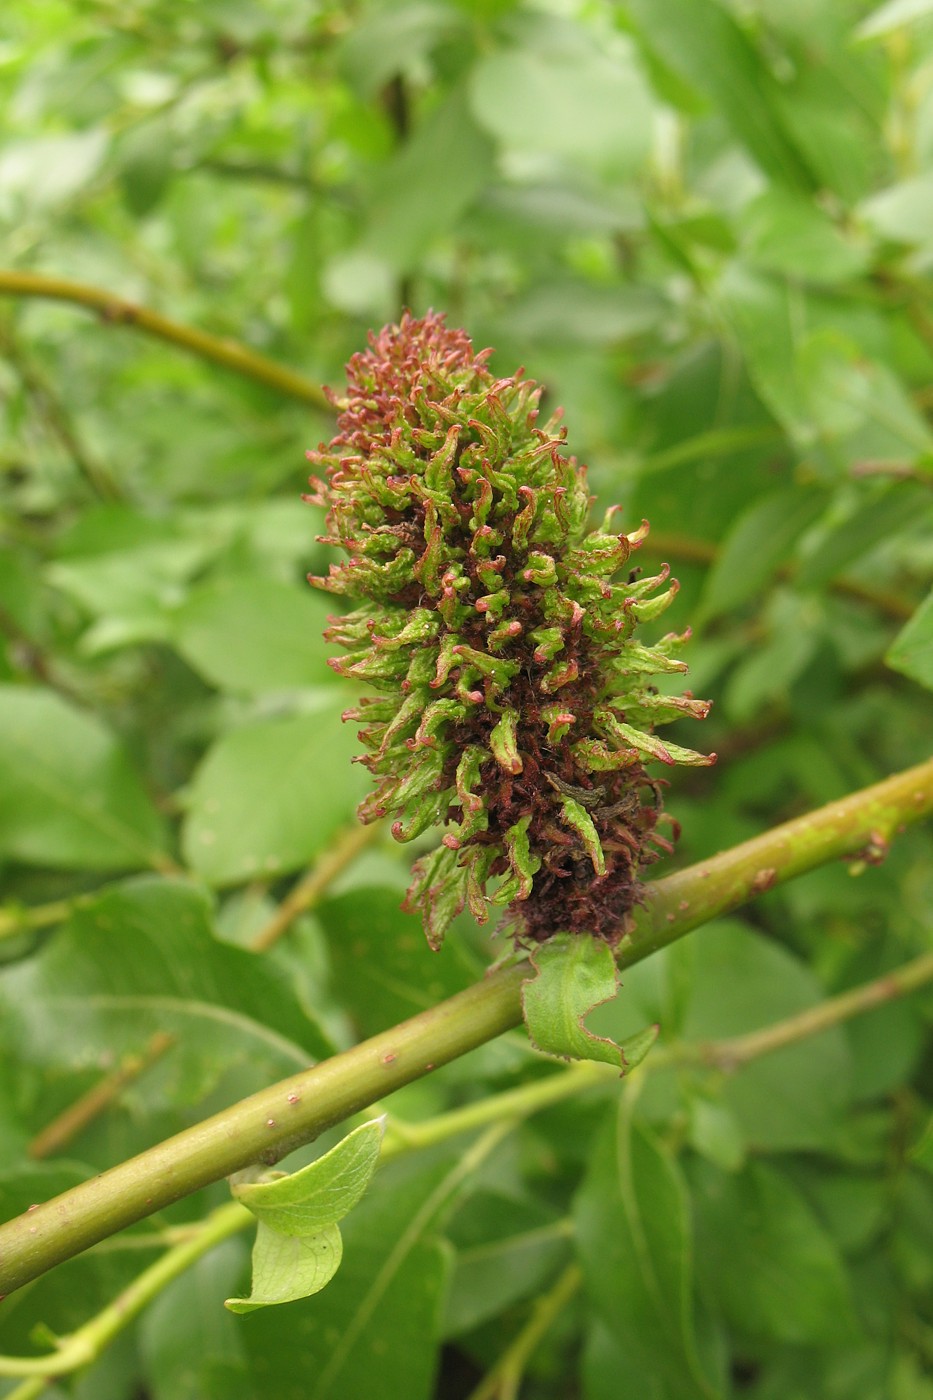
[307,313,714,949]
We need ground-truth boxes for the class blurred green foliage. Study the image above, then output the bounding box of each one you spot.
[1,0,933,1396]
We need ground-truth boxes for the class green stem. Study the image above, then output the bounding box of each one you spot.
[0,270,329,410]
[621,753,933,966]
[380,1061,610,1160]
[0,896,80,943]
[0,1200,248,1380]
[692,947,933,1071]
[28,1033,176,1161]
[0,755,931,1296]
[467,1263,583,1400]
[250,821,382,952]
[3,939,933,1387]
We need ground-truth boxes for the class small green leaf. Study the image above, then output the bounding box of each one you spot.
[886,588,933,691]
[234,1119,385,1237]
[225,1222,343,1313]
[470,28,652,175]
[912,1115,933,1173]
[556,798,606,875]
[521,932,658,1070]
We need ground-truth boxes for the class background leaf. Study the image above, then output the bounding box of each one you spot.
[182,701,365,886]
[574,1100,722,1400]
[0,686,167,870]
[886,588,933,690]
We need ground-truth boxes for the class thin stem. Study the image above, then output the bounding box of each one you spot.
[0,754,931,1295]
[0,271,329,410]
[28,1032,176,1160]
[0,899,66,939]
[250,821,381,952]
[642,530,916,622]
[0,896,79,943]
[380,1061,610,1160]
[0,319,121,500]
[0,1200,248,1380]
[693,948,933,1072]
[3,942,933,1387]
[467,1263,583,1400]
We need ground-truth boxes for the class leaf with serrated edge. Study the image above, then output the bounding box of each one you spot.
[233,1119,384,1236]
[225,1222,342,1313]
[521,933,658,1070]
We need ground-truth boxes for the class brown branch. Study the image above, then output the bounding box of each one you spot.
[0,271,329,409]
[695,949,933,1071]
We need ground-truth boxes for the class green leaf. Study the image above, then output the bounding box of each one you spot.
[47,538,216,653]
[233,1119,384,1236]
[470,24,652,175]
[741,188,871,284]
[886,588,933,690]
[522,932,659,1069]
[0,685,167,870]
[574,1101,722,1399]
[723,589,822,723]
[913,1115,933,1173]
[181,700,365,886]
[856,0,933,38]
[317,886,480,1040]
[225,1223,343,1314]
[699,487,827,621]
[0,129,108,211]
[173,574,336,694]
[626,0,814,188]
[0,877,333,1103]
[689,1157,858,1344]
[116,118,175,217]
[444,1215,571,1337]
[796,329,933,466]
[339,3,463,96]
[239,1155,456,1400]
[140,1240,250,1398]
[357,86,495,273]
[677,921,853,1151]
[796,484,933,589]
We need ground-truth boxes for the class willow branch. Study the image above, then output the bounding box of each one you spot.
[0,754,931,1296]
[3,931,933,1384]
[0,270,329,410]
[0,1200,247,1382]
[622,753,933,965]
